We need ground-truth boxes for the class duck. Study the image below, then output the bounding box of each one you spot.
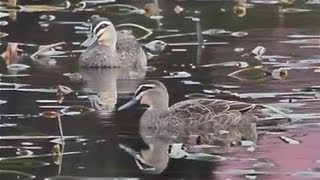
[79,16,147,68]
[118,80,281,173]
[119,80,260,147]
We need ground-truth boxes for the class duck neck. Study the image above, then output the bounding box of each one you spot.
[98,27,117,52]
[149,96,169,111]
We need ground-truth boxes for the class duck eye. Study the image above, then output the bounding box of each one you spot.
[100,24,108,28]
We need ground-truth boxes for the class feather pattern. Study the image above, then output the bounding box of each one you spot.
[79,30,146,68]
[140,98,259,152]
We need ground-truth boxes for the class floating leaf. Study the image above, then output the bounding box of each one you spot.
[282,8,311,13]
[231,31,248,37]
[0,21,8,26]
[39,111,60,118]
[0,12,9,18]
[0,159,49,169]
[0,100,6,105]
[144,40,167,52]
[0,32,8,39]
[39,14,55,21]
[144,3,158,17]
[51,144,62,165]
[202,29,231,36]
[271,68,288,80]
[7,63,30,71]
[228,66,272,81]
[163,71,191,78]
[174,5,184,14]
[251,0,279,4]
[16,148,33,156]
[251,46,266,56]
[168,143,188,159]
[233,4,246,17]
[56,85,73,97]
[234,47,244,53]
[279,136,300,144]
[60,105,94,116]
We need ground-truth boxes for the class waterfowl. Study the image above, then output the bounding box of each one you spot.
[119,80,261,151]
[79,16,147,68]
[118,80,269,173]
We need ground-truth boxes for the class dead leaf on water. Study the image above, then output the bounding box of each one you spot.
[51,144,62,165]
[0,12,9,18]
[233,4,246,17]
[174,5,184,14]
[0,32,9,38]
[231,31,248,37]
[279,136,300,144]
[144,3,158,17]
[39,110,60,119]
[228,66,272,82]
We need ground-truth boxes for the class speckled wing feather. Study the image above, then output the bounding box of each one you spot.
[79,42,119,68]
[158,99,258,149]
[116,32,146,68]
[162,98,257,126]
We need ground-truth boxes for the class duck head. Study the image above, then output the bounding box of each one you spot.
[118,80,169,111]
[81,16,117,51]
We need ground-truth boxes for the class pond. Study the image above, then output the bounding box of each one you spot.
[2,0,320,179]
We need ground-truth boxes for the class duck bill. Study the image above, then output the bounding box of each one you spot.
[118,99,137,111]
[81,35,97,47]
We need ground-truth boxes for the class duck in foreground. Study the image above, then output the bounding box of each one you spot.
[118,80,293,173]
[118,80,265,173]
[79,16,147,68]
[119,80,261,150]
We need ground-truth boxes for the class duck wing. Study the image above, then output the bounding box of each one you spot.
[116,31,146,68]
[163,98,257,126]
[160,99,258,152]
[79,44,119,67]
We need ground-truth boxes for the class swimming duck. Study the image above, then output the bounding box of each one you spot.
[119,80,260,152]
[118,80,267,173]
[79,16,147,68]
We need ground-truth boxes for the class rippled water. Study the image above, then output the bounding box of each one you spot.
[2,0,320,179]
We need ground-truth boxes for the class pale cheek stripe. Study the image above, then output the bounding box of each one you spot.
[134,84,156,95]
[96,28,107,37]
[93,21,111,35]
[135,92,145,100]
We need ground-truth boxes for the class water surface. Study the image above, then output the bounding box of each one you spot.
[2,0,320,179]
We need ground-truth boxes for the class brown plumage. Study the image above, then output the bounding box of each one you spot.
[119,80,263,153]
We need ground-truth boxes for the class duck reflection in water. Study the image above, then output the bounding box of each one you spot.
[79,68,145,112]
[118,80,265,174]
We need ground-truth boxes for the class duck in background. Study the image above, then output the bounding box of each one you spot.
[79,15,147,69]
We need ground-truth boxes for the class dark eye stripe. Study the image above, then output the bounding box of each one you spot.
[94,23,108,35]
[93,21,111,35]
[135,85,155,97]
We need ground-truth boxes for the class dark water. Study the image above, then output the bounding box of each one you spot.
[2,0,320,179]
